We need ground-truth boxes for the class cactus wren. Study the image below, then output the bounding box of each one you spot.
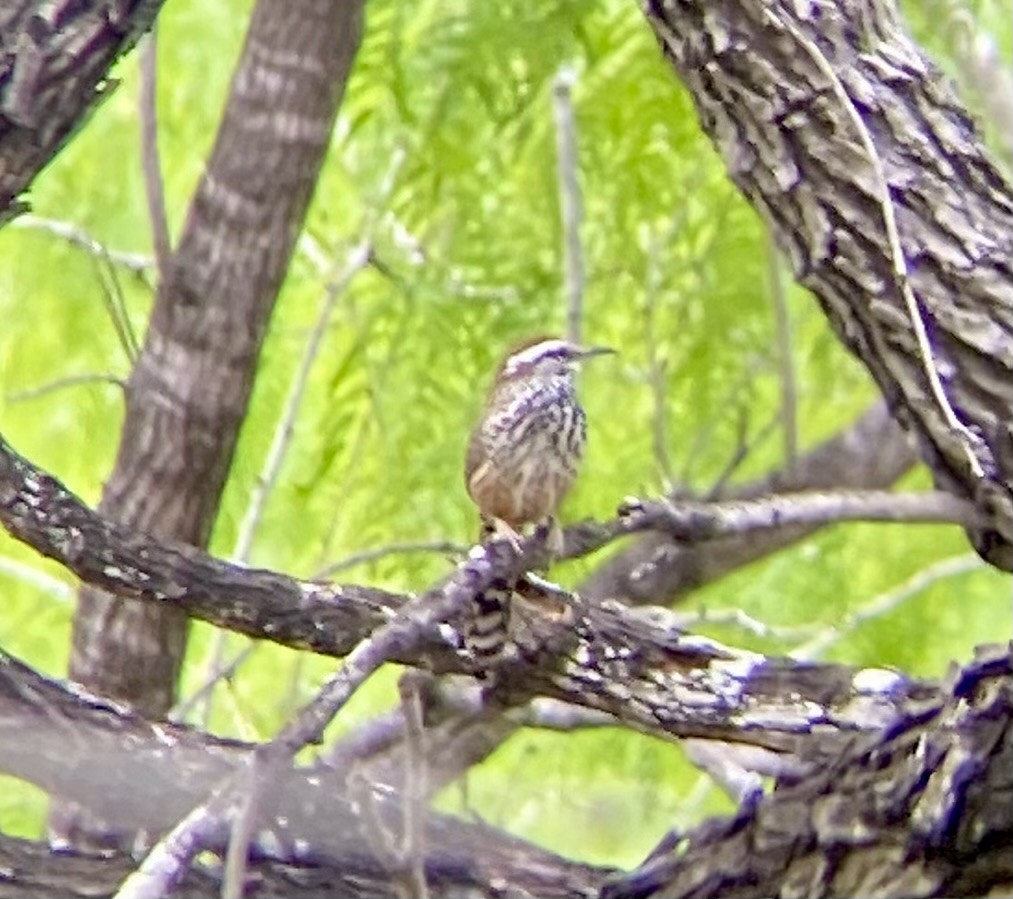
[463,335,613,672]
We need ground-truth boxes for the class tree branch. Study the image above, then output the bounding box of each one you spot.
[580,401,917,604]
[0,432,942,759]
[602,644,1013,899]
[0,1,165,219]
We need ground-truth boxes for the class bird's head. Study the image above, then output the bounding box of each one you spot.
[495,336,615,384]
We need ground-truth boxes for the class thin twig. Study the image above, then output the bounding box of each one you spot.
[315,540,467,579]
[791,552,983,660]
[11,215,155,276]
[114,776,236,899]
[680,359,763,489]
[552,67,584,345]
[705,410,780,501]
[642,222,678,487]
[233,239,373,564]
[6,373,125,404]
[765,7,985,479]
[119,540,521,899]
[766,231,798,473]
[139,29,172,275]
[666,607,819,642]
[221,753,264,899]
[92,253,140,363]
[169,644,258,722]
[399,674,429,899]
[0,555,73,602]
[193,241,373,726]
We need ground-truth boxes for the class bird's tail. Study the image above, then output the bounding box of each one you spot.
[463,516,512,678]
[463,582,512,679]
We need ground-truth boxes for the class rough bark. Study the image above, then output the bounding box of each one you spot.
[582,401,917,604]
[67,0,363,721]
[0,1,165,217]
[601,644,1013,899]
[0,643,1008,898]
[644,0,1013,570]
[0,433,942,760]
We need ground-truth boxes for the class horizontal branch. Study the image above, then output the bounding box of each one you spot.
[615,489,979,542]
[1,642,1008,899]
[0,433,939,756]
[581,401,917,604]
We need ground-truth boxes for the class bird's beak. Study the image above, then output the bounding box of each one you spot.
[578,345,616,360]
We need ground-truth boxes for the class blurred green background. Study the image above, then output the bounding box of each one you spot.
[0,0,1009,867]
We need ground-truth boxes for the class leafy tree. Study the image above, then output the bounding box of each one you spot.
[0,0,1009,895]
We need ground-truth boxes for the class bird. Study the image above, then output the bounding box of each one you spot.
[462,335,613,673]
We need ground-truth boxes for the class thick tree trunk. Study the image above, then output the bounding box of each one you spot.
[644,0,1013,570]
[56,0,364,844]
[67,0,362,717]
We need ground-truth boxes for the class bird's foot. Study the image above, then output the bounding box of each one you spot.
[489,519,525,553]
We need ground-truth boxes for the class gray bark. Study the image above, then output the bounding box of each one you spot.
[643,0,1013,570]
[0,642,1008,899]
[0,433,942,760]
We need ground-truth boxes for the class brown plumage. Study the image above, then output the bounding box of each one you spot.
[462,335,612,673]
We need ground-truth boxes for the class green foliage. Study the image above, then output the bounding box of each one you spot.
[0,0,1009,866]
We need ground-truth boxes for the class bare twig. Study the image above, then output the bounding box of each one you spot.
[0,555,73,602]
[191,151,405,725]
[642,223,678,487]
[766,232,798,473]
[170,645,257,722]
[11,215,155,276]
[221,755,263,899]
[315,540,467,579]
[680,358,764,489]
[232,239,373,565]
[139,29,172,275]
[192,240,373,725]
[552,67,584,345]
[114,776,235,899]
[6,373,125,404]
[791,553,984,660]
[117,537,528,898]
[92,253,141,363]
[399,674,429,899]
[664,607,818,642]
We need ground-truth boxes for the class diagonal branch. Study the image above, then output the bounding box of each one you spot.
[0,1,166,219]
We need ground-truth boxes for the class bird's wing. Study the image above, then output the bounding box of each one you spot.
[464,427,488,495]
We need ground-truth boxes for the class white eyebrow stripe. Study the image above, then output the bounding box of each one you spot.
[504,340,570,374]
